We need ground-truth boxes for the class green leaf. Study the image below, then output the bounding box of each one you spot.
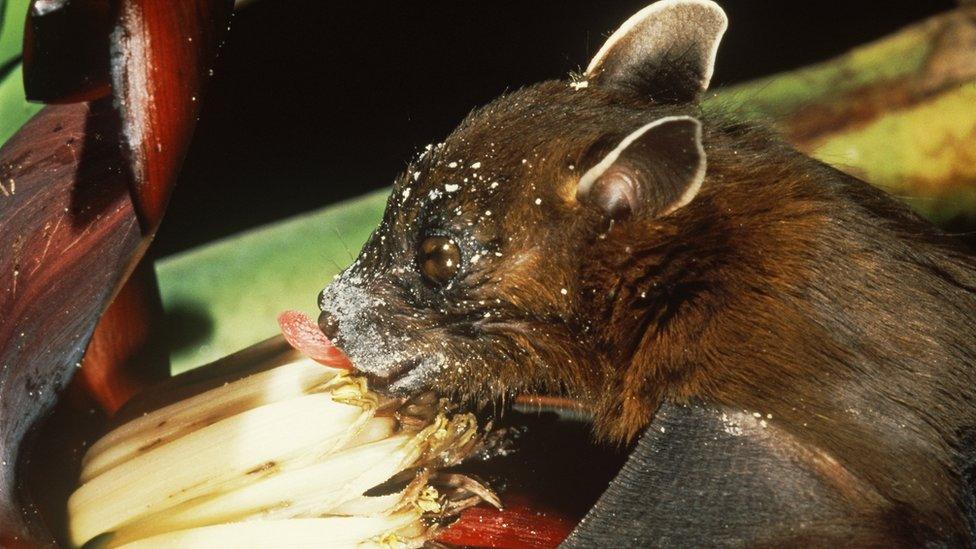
[157,190,388,373]
[706,8,976,224]
[0,0,28,72]
[809,86,976,224]
[0,0,39,147]
[0,63,41,145]
[712,23,933,123]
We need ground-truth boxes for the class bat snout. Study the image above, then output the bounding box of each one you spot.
[317,310,340,340]
[318,279,443,396]
[362,357,425,394]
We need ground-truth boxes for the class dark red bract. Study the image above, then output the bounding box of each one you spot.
[437,496,575,549]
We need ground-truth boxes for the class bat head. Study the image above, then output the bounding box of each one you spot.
[317,0,727,410]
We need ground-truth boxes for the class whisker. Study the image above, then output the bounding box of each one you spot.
[332,226,356,262]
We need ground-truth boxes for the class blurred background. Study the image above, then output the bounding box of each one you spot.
[161,0,956,257]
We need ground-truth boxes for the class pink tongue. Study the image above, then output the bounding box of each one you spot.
[277,310,354,370]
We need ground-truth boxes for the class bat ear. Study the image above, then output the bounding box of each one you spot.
[577,116,705,221]
[584,0,727,103]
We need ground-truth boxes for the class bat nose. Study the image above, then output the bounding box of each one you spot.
[317,310,340,340]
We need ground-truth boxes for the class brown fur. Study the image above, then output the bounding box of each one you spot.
[318,81,976,544]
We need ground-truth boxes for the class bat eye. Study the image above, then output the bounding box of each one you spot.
[418,235,461,287]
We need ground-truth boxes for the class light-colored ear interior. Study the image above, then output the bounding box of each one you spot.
[577,115,706,218]
[585,0,728,98]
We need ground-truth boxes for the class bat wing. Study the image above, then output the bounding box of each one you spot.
[562,401,900,547]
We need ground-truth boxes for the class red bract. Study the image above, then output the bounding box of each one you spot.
[278,310,354,370]
[0,0,234,544]
[437,496,576,549]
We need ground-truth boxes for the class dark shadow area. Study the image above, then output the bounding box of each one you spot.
[941,212,976,252]
[461,411,631,520]
[162,301,216,359]
[18,389,108,547]
[70,97,131,229]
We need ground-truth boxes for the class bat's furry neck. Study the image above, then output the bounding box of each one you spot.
[585,120,976,544]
